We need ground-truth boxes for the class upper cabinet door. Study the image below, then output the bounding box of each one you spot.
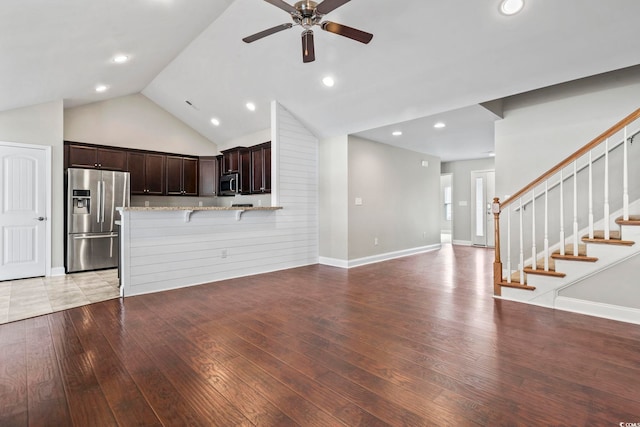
[182,158,198,196]
[250,143,271,194]
[68,145,98,168]
[145,154,165,195]
[165,156,198,196]
[165,156,183,195]
[96,148,127,171]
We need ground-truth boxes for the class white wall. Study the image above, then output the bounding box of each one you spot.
[558,252,640,310]
[319,135,349,261]
[64,93,218,156]
[0,101,64,271]
[347,136,441,261]
[495,65,640,200]
[441,158,495,245]
[120,102,319,296]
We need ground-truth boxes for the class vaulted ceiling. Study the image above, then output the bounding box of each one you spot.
[2,0,640,160]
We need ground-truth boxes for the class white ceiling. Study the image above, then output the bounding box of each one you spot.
[3,0,640,161]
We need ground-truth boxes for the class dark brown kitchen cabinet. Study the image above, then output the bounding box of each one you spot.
[166,156,198,196]
[198,155,220,197]
[221,147,251,194]
[250,142,271,194]
[67,144,127,171]
[127,152,165,195]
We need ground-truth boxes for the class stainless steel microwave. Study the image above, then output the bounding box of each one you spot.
[219,173,238,196]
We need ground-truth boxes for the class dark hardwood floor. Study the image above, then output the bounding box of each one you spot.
[1,245,639,426]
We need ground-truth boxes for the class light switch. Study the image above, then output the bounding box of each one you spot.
[355,197,363,205]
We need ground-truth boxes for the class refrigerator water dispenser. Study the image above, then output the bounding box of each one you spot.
[72,189,91,214]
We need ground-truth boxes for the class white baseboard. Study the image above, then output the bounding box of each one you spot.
[452,240,472,246]
[50,267,66,277]
[319,244,441,269]
[555,296,640,325]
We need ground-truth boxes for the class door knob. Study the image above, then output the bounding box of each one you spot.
[34,217,46,221]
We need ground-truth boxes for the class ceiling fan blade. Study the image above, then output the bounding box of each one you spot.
[243,23,293,43]
[302,30,315,63]
[263,0,299,15]
[316,0,350,15]
[321,21,373,44]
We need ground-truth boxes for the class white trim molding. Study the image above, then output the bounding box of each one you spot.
[320,244,441,269]
[555,296,640,325]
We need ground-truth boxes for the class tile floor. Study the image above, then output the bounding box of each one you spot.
[0,269,120,325]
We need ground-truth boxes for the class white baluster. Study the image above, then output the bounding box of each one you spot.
[604,138,610,240]
[531,188,536,271]
[588,150,594,239]
[560,169,565,256]
[519,198,524,285]
[573,161,578,256]
[544,181,549,271]
[507,207,512,283]
[623,126,629,221]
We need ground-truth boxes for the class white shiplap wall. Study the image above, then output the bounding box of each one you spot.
[120,102,319,296]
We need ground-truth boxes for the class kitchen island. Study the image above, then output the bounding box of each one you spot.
[117,205,320,297]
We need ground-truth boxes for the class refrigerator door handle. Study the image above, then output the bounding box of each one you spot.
[73,233,118,240]
[96,180,102,223]
[100,180,106,224]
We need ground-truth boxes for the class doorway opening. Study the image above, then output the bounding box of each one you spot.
[440,173,453,244]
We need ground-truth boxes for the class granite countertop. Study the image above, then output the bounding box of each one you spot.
[120,206,282,211]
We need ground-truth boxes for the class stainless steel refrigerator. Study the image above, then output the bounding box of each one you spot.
[66,168,130,273]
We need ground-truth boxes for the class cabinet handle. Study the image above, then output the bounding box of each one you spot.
[94,163,98,167]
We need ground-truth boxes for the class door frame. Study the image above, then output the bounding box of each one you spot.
[0,141,52,277]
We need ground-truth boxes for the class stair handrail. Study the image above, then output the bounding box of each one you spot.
[500,107,640,210]
[493,107,640,294]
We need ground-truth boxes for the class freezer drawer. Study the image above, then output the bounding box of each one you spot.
[66,232,119,273]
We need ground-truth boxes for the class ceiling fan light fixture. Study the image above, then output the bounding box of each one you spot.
[500,0,524,15]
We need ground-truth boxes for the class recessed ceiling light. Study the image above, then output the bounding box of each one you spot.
[392,131,402,136]
[500,0,524,15]
[488,152,496,157]
[210,118,220,126]
[95,84,108,93]
[112,55,129,64]
[246,102,256,112]
[322,76,335,87]
[434,122,446,129]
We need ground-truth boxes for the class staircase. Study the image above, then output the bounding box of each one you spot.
[492,108,640,324]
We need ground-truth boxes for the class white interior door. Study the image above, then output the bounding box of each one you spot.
[0,143,48,280]
[471,170,495,247]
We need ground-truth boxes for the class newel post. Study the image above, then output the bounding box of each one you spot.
[492,198,502,296]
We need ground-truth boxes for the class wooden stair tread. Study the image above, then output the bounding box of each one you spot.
[523,258,566,277]
[582,230,635,246]
[616,215,640,226]
[497,280,536,291]
[551,244,598,262]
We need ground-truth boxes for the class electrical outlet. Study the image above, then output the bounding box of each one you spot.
[198,201,203,207]
[144,200,149,207]
[221,249,228,259]
[374,237,379,246]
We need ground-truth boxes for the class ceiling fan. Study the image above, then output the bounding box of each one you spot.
[242,0,373,63]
